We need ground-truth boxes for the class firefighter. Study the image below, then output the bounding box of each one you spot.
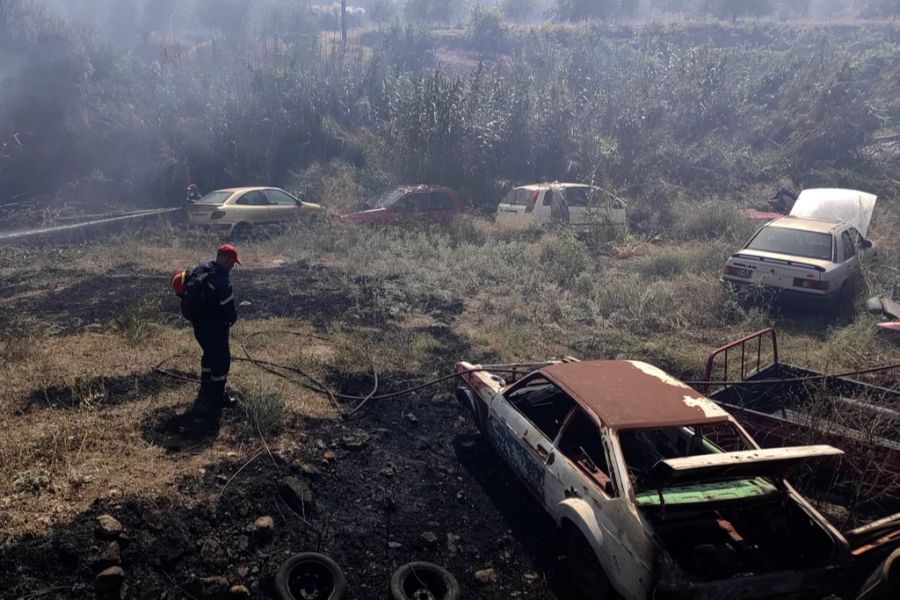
[186,183,202,203]
[190,243,240,413]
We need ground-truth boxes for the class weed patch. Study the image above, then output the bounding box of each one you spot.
[240,388,286,437]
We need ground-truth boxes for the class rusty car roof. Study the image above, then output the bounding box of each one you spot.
[539,360,731,430]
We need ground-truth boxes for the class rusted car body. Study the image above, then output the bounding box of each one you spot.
[456,358,862,599]
[702,328,900,508]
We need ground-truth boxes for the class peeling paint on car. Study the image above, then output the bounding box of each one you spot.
[681,395,729,418]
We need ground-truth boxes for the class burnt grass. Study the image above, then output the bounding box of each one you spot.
[1,377,582,599]
[0,260,463,335]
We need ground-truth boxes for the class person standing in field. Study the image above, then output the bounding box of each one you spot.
[178,244,241,416]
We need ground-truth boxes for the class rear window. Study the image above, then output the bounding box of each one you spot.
[746,226,833,261]
[193,191,233,206]
[503,188,536,206]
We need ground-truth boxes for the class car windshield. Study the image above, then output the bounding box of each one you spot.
[193,191,233,206]
[371,188,407,208]
[746,226,833,261]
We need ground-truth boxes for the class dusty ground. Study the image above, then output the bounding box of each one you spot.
[1,217,898,599]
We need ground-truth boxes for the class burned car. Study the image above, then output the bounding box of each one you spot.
[723,188,877,307]
[456,358,878,599]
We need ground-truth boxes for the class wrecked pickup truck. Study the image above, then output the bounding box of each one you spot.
[455,358,894,599]
[702,327,900,510]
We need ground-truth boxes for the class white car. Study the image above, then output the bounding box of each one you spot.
[495,182,627,228]
[723,188,877,305]
[455,358,858,599]
[185,187,325,237]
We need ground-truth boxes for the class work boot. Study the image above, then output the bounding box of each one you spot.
[221,392,238,409]
[211,382,238,409]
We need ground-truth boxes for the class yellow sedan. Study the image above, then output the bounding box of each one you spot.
[185,187,325,237]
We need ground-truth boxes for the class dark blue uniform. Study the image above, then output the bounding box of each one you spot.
[192,260,237,407]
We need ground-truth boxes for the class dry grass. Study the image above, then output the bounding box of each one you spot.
[2,198,898,541]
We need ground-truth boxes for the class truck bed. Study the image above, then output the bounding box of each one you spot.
[704,331,900,513]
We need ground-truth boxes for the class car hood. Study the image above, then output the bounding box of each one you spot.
[790,188,877,237]
[645,445,844,489]
[731,249,833,270]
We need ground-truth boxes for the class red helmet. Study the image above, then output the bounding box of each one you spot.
[171,269,187,296]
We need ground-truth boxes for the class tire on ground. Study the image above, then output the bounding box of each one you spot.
[230,222,251,241]
[566,527,613,600]
[389,561,460,600]
[275,552,348,600]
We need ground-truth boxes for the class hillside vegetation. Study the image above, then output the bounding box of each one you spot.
[1,1,898,220]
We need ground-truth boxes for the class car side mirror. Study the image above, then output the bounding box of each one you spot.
[861,238,873,249]
[547,452,555,466]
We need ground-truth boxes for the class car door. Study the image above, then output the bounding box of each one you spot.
[532,188,554,224]
[564,186,590,224]
[391,192,430,223]
[488,374,575,502]
[262,188,301,224]
[839,228,860,285]
[427,191,457,222]
[545,408,648,596]
[233,190,271,224]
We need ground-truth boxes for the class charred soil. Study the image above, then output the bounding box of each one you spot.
[2,377,582,599]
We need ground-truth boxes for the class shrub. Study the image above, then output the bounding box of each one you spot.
[539,234,592,288]
[672,200,747,241]
[241,388,286,436]
[466,6,509,54]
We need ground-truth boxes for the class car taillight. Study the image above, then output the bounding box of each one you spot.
[210,211,226,220]
[793,278,829,291]
[724,265,751,278]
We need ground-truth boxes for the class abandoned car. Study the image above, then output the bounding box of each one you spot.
[495,182,627,228]
[456,358,876,599]
[185,186,325,237]
[723,188,877,306]
[341,185,466,224]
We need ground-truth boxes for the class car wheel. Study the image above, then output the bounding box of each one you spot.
[830,282,854,315]
[567,529,613,599]
[230,222,251,241]
[275,553,347,600]
[389,562,460,600]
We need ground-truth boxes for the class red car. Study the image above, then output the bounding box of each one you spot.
[341,185,466,224]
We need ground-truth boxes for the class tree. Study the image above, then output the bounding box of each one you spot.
[370,0,398,24]
[404,0,464,24]
[198,0,251,39]
[467,5,508,53]
[703,0,774,21]
[860,0,900,18]
[555,0,617,21]
[502,0,539,22]
[137,0,175,44]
